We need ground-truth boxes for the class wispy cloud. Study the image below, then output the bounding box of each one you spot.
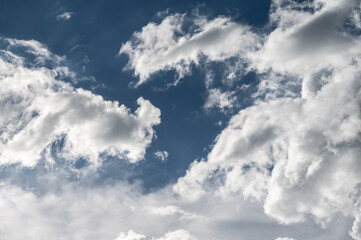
[121,0,361,238]
[154,150,169,162]
[56,11,74,20]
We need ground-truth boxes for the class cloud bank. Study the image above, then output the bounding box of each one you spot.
[121,0,361,239]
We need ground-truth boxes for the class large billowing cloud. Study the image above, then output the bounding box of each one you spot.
[2,0,361,239]
[0,38,160,167]
[251,0,359,75]
[120,0,361,239]
[0,176,350,240]
[172,0,361,239]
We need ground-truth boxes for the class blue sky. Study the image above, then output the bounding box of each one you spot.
[0,0,269,190]
[0,0,361,239]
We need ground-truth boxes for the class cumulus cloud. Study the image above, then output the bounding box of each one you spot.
[0,183,158,240]
[203,88,236,111]
[148,205,199,221]
[151,229,196,240]
[250,0,359,75]
[119,13,259,86]
[153,0,361,239]
[0,38,160,167]
[0,177,351,240]
[2,0,361,239]
[114,230,146,240]
[154,150,169,162]
[56,12,74,20]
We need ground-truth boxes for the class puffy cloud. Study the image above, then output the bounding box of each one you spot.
[56,12,74,20]
[154,150,169,162]
[151,229,196,240]
[0,178,351,240]
[114,230,146,240]
[275,238,296,240]
[177,58,361,230]
[351,214,361,240]
[148,205,199,220]
[0,38,160,167]
[2,0,361,239]
[250,0,360,75]
[168,0,361,239]
[119,14,259,86]
[204,88,236,111]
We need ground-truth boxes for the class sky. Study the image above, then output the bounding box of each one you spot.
[0,0,361,239]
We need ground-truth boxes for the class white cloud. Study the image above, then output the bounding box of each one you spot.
[275,238,296,240]
[5,38,64,64]
[0,179,349,240]
[250,0,359,76]
[56,12,74,20]
[119,14,259,86]
[151,229,196,240]
[0,38,160,167]
[177,59,361,229]
[204,88,236,111]
[114,230,146,240]
[148,205,199,220]
[2,0,361,239]
[168,1,361,239]
[154,150,169,162]
[351,214,361,240]
[115,229,198,240]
